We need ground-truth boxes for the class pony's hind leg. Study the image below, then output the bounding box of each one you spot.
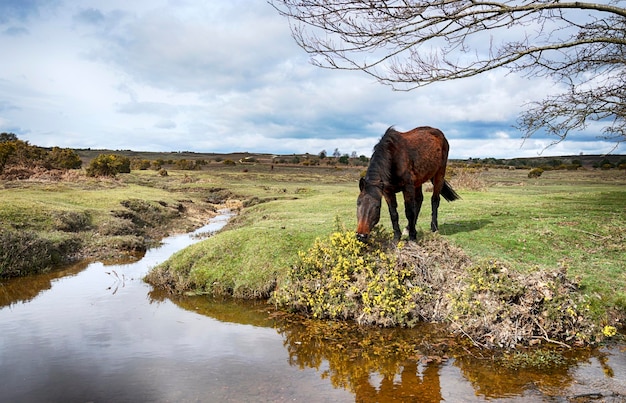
[431,193,441,232]
[430,174,445,232]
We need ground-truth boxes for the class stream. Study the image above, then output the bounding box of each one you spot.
[0,210,624,402]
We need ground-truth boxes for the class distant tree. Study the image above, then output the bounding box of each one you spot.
[548,159,563,167]
[596,158,615,170]
[332,148,341,158]
[1,140,81,174]
[0,141,16,172]
[0,132,18,143]
[339,154,350,164]
[350,151,357,159]
[271,0,626,145]
[319,150,327,159]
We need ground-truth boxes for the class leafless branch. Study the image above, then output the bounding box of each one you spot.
[270,0,626,144]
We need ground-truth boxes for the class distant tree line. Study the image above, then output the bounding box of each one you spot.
[455,156,626,171]
[0,132,82,177]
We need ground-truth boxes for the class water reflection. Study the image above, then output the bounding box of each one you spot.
[175,296,626,402]
[0,260,89,307]
[275,318,447,399]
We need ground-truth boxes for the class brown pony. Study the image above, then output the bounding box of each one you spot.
[356,126,460,242]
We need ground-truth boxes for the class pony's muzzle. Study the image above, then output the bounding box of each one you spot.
[356,233,368,243]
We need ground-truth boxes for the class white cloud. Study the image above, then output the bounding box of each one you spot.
[0,0,620,159]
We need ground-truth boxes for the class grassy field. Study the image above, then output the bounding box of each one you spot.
[147,165,626,317]
[1,163,625,319]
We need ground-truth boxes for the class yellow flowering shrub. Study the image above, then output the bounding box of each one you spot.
[447,260,600,348]
[273,228,421,327]
[273,226,616,348]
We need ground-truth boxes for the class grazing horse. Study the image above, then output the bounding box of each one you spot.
[356,126,460,242]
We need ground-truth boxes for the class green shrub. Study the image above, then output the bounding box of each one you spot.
[273,229,422,327]
[86,154,131,177]
[131,158,152,170]
[47,147,82,169]
[176,159,197,170]
[0,139,45,172]
[528,167,543,178]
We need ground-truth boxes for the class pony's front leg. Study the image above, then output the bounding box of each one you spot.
[384,192,402,240]
[404,187,422,241]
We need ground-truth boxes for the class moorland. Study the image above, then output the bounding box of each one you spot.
[1,143,625,346]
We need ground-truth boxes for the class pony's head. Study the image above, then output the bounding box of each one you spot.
[356,177,383,242]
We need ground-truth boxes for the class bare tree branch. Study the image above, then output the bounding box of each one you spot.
[270,0,626,144]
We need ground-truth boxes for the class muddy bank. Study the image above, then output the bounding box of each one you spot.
[0,194,241,278]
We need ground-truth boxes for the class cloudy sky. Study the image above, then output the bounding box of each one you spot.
[0,0,621,159]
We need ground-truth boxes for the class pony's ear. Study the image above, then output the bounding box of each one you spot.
[359,177,365,191]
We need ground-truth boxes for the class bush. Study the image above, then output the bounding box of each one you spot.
[0,139,81,176]
[47,147,82,169]
[86,154,131,177]
[176,159,197,170]
[131,158,152,170]
[0,140,44,173]
[528,167,543,178]
[273,228,606,348]
[274,229,423,327]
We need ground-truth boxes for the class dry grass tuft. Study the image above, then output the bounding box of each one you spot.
[449,167,487,191]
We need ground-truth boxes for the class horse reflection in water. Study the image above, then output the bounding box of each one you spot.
[354,360,442,402]
[357,126,460,242]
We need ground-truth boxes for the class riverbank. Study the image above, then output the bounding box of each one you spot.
[0,172,238,277]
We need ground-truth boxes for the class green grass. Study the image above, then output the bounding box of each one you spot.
[148,182,358,298]
[2,165,624,316]
[438,171,626,311]
[0,172,231,275]
[151,167,625,315]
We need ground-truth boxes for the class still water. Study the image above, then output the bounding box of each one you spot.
[1,211,624,402]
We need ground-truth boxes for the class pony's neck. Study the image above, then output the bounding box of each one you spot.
[365,135,393,186]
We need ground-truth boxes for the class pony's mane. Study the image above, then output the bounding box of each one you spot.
[365,127,398,185]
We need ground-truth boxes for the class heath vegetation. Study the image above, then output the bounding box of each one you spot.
[1,138,624,348]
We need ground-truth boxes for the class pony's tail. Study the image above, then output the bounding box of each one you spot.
[441,180,460,202]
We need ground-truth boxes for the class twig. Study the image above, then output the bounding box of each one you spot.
[452,321,488,349]
[532,317,571,349]
[569,228,610,240]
